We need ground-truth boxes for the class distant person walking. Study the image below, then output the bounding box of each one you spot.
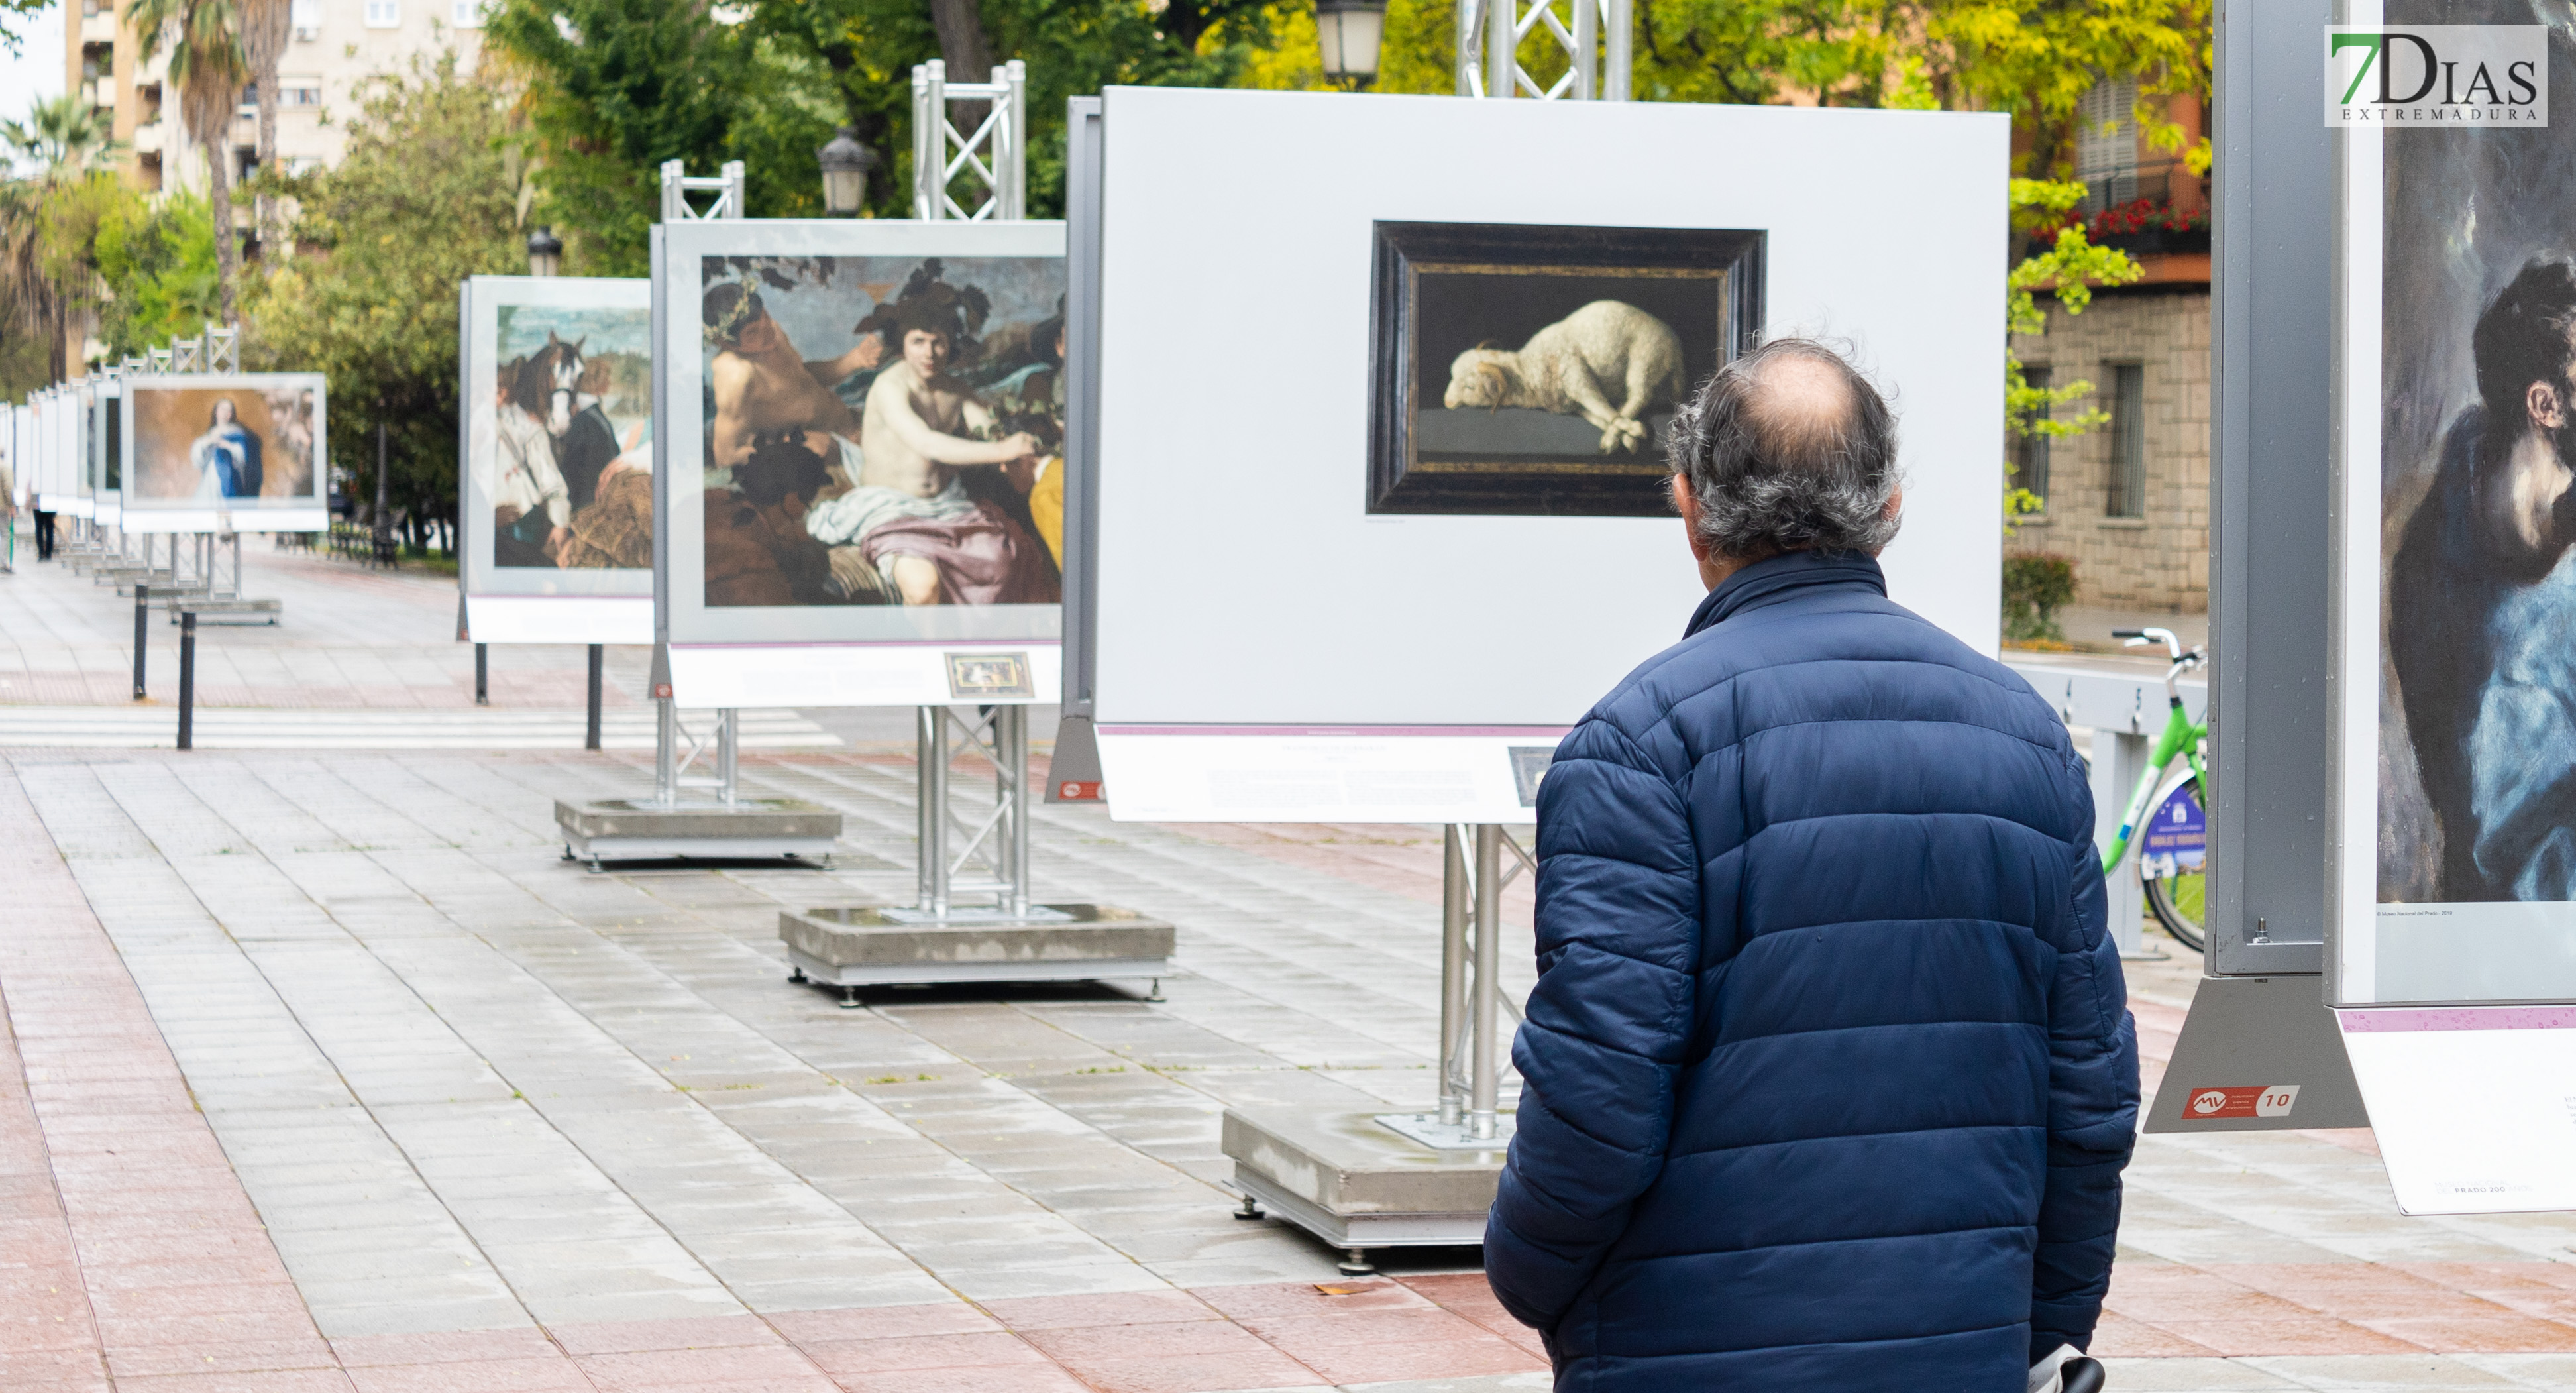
[1485,339,2139,1390]
[33,501,54,561]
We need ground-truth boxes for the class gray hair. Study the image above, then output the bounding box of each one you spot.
[1668,337,1901,559]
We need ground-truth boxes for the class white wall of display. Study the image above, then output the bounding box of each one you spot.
[1085,87,2008,822]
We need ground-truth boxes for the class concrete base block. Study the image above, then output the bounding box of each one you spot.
[779,903,1173,991]
[555,796,841,867]
[167,596,282,624]
[1221,1107,1501,1254]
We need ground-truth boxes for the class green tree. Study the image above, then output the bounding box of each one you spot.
[244,53,524,540]
[94,192,221,358]
[486,0,1281,268]
[129,0,250,321]
[482,0,835,274]
[2004,177,2141,532]
[0,95,130,386]
[3,93,126,174]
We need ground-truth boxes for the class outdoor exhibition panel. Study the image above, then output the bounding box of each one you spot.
[1081,87,2008,824]
[116,372,328,533]
[458,275,655,645]
[90,376,119,529]
[652,218,1068,709]
[64,384,92,520]
[2322,0,2576,1211]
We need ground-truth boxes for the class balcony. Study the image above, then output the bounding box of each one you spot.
[132,121,162,154]
[79,11,116,41]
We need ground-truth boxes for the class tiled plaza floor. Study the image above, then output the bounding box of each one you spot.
[10,539,2576,1390]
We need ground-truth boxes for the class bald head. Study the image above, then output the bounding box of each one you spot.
[1668,337,1900,561]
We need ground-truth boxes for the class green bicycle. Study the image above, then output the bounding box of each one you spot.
[2099,627,2210,952]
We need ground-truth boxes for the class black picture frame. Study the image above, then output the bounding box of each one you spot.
[1367,221,1764,516]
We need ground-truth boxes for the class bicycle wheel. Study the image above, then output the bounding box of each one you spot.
[2139,771,2208,953]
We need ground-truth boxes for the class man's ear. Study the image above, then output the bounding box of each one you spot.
[2531,379,2567,431]
[1671,475,1709,559]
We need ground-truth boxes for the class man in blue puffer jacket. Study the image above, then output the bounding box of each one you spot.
[1487,338,2139,1390]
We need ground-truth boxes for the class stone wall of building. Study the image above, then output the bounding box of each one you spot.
[2005,283,2212,614]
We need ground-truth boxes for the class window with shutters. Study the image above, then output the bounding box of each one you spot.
[364,0,400,28]
[2076,76,2141,213]
[2017,367,2051,507]
[2106,364,2146,518]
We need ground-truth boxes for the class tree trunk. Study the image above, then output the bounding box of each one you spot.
[927,0,994,179]
[928,0,991,82]
[254,51,278,254]
[206,135,238,323]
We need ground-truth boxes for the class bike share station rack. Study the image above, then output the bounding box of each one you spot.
[551,67,1172,998]
[1062,17,2015,1266]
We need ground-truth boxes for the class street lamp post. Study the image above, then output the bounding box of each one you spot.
[525,227,563,278]
[1316,0,1387,85]
[817,127,880,216]
[513,230,561,715]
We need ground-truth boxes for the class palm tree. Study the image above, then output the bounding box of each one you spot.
[129,0,247,321]
[240,0,287,252]
[2,94,125,176]
[0,97,126,381]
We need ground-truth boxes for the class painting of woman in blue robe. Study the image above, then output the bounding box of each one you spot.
[188,398,263,500]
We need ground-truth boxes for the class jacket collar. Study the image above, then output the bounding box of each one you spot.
[1684,550,1888,638]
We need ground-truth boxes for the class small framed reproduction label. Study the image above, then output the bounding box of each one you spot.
[947,652,1036,700]
[1509,746,1555,807]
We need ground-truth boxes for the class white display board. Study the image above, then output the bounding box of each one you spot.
[64,385,91,519]
[91,378,119,528]
[651,219,1069,707]
[2338,1007,2576,1214]
[1088,88,2007,822]
[458,277,655,645]
[118,373,328,533]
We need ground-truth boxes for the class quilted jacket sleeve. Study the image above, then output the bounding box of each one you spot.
[1485,712,1699,1336]
[2030,750,2143,1363]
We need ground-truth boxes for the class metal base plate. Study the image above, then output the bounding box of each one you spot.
[1373,1112,1518,1152]
[2143,974,2369,1132]
[786,945,1167,987]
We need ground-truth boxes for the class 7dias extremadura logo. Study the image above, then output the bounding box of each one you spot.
[2326,25,2546,127]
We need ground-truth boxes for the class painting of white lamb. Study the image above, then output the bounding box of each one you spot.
[1440,301,1686,455]
[1368,219,1760,516]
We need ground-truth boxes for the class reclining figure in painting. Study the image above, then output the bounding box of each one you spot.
[1442,299,1687,455]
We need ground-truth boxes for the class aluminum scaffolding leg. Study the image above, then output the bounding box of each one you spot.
[1470,825,1503,1141]
[717,708,739,806]
[655,697,678,808]
[917,705,950,915]
[1440,826,1470,1127]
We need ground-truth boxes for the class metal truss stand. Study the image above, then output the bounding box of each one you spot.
[145,329,276,624]
[1456,0,1631,100]
[1218,46,1629,1275]
[555,160,840,872]
[780,64,1165,1005]
[912,59,1027,221]
[783,702,1173,1005]
[1222,825,1527,1274]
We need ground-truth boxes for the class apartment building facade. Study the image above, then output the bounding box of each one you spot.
[67,0,482,201]
[2004,77,2214,616]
